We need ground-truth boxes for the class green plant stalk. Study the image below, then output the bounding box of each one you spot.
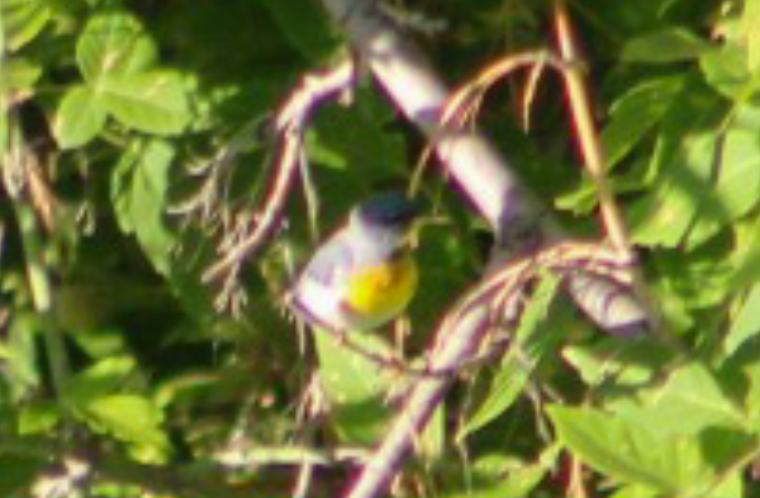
[16,201,70,395]
[7,121,71,395]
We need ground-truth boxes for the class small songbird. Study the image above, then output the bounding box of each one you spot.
[288,191,422,331]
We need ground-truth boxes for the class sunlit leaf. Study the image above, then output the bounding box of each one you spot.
[608,362,748,435]
[111,140,178,275]
[314,330,396,444]
[458,273,562,440]
[18,401,61,434]
[700,44,754,99]
[84,394,171,460]
[729,214,760,288]
[548,405,749,496]
[628,80,727,248]
[628,133,714,247]
[4,313,41,401]
[724,284,760,357]
[608,484,659,498]
[53,85,107,149]
[443,445,560,498]
[98,71,191,135]
[736,358,760,425]
[563,336,674,388]
[685,128,760,247]
[621,28,714,63]
[602,76,684,169]
[0,58,43,96]
[62,356,137,406]
[1,0,50,51]
[76,9,158,80]
[744,0,760,72]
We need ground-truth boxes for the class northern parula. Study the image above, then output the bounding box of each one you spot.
[288,191,422,331]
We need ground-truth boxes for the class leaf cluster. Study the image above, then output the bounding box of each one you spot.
[1,0,760,497]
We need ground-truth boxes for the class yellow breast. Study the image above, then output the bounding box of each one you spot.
[345,254,418,323]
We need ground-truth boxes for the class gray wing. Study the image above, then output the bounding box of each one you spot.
[301,234,354,286]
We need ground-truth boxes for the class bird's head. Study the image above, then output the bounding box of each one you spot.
[348,191,423,252]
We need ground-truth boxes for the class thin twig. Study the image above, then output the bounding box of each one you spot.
[346,240,634,498]
[202,57,356,285]
[553,0,630,257]
[553,0,664,337]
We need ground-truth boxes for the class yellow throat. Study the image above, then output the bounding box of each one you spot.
[345,253,418,322]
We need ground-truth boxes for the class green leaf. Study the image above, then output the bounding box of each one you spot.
[443,445,560,498]
[629,133,714,247]
[99,71,191,135]
[314,330,397,444]
[602,76,684,169]
[18,401,61,434]
[4,313,41,401]
[729,214,760,288]
[549,405,684,491]
[548,405,747,496]
[724,284,760,357]
[736,358,760,425]
[76,9,158,80]
[622,28,715,63]
[562,336,674,388]
[111,140,177,275]
[0,58,43,95]
[0,343,12,360]
[458,273,562,440]
[608,484,659,498]
[685,128,760,247]
[1,0,51,51]
[744,0,760,72]
[256,0,338,60]
[700,44,755,99]
[84,394,171,460]
[628,81,728,249]
[62,356,136,406]
[608,362,748,435]
[475,446,559,498]
[53,85,108,149]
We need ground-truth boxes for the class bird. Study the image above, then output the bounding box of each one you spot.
[287,191,422,332]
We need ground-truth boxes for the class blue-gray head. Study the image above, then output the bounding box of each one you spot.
[348,191,422,253]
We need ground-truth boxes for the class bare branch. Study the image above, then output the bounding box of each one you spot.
[307,3,656,496]
[201,58,356,289]
[346,240,634,497]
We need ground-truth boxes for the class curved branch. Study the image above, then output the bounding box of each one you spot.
[202,58,356,284]
[346,241,633,497]
[311,2,654,497]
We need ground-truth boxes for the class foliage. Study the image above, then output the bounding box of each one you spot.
[1,0,760,497]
